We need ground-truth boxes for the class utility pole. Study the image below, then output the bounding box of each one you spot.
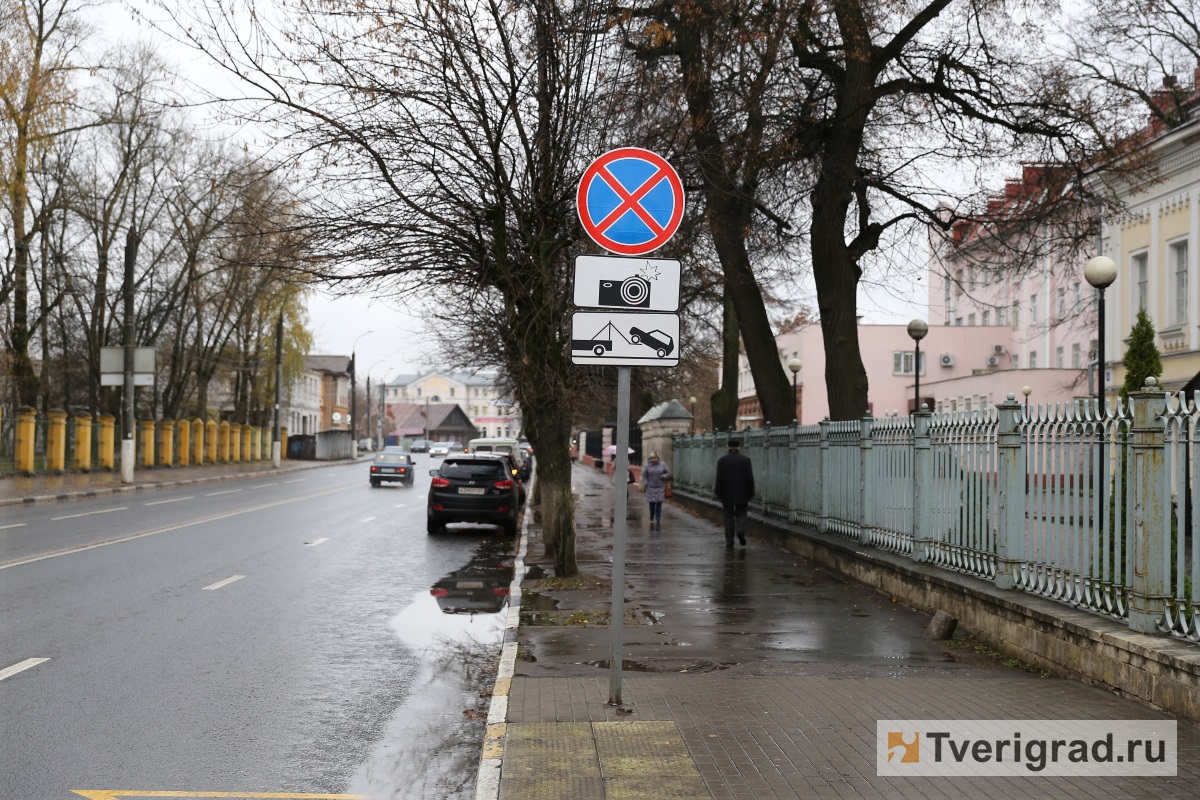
[273,311,283,467]
[121,226,139,484]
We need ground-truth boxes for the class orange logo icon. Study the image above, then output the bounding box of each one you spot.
[887,732,920,763]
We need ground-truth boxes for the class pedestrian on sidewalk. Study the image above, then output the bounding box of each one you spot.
[639,451,672,528]
[713,438,754,548]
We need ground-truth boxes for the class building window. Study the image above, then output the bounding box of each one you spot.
[1012,354,1019,369]
[1030,293,1038,323]
[1057,287,1066,319]
[1012,302,1019,328]
[1072,343,1081,368]
[1133,251,1148,311]
[968,313,976,326]
[1029,351,1038,369]
[1055,346,1064,368]
[1073,281,1082,312]
[981,310,990,326]
[943,277,951,309]
[1170,240,1188,324]
[955,317,963,326]
[892,351,925,376]
[996,306,1005,325]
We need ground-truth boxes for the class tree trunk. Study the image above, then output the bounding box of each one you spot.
[524,402,577,577]
[711,293,739,431]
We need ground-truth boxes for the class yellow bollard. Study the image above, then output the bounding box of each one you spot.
[206,420,218,463]
[176,420,190,467]
[218,421,231,463]
[230,423,242,463]
[97,416,116,470]
[158,421,174,468]
[280,425,289,460]
[139,420,156,467]
[241,424,251,463]
[73,415,93,471]
[14,407,36,473]
[251,427,261,461]
[47,410,68,472]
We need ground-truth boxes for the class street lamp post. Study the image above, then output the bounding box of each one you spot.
[378,369,394,450]
[1021,385,1032,416]
[349,331,374,454]
[906,320,929,415]
[787,358,802,423]
[688,395,697,434]
[1084,256,1118,411]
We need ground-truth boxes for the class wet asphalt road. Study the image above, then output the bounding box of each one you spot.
[0,458,514,799]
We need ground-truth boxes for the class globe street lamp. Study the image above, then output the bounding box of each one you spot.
[1021,385,1032,415]
[1084,256,1117,411]
[906,320,929,415]
[688,395,697,434]
[787,357,802,423]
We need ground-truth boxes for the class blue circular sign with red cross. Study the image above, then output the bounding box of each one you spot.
[577,147,685,256]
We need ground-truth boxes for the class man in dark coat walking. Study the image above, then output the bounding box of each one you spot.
[713,439,755,548]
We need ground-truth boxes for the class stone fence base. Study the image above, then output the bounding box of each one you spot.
[675,490,1200,723]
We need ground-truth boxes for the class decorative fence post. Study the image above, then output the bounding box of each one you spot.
[14,407,36,473]
[911,408,933,562]
[788,424,800,524]
[1127,378,1170,633]
[195,419,207,465]
[158,420,174,467]
[139,420,156,467]
[47,410,68,472]
[280,425,288,460]
[230,423,242,463]
[97,416,115,470]
[859,415,875,545]
[218,421,230,462]
[241,424,252,462]
[818,419,830,534]
[73,414,93,471]
[177,420,190,466]
[994,394,1025,589]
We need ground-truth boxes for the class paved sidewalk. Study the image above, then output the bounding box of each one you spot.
[0,457,354,507]
[479,464,1200,800]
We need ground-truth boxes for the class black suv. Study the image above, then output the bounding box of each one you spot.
[427,454,522,536]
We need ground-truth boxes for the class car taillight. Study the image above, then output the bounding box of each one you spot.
[494,479,514,490]
[432,476,450,487]
[370,466,378,473]
[492,587,510,596]
[430,588,448,597]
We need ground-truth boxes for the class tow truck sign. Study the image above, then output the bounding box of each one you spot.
[570,311,680,367]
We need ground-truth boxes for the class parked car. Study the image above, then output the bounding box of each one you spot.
[369,449,415,487]
[357,437,374,451]
[467,437,530,480]
[427,453,522,536]
[410,438,430,453]
[444,441,465,454]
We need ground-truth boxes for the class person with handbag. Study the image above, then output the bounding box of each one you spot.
[639,451,672,529]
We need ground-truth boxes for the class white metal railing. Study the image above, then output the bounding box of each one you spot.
[669,380,1198,645]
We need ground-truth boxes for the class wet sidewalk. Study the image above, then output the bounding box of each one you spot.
[478,464,1200,800]
[0,458,353,508]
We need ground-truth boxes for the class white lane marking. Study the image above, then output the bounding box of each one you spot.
[394,504,406,509]
[205,489,242,496]
[305,538,329,547]
[283,479,305,484]
[0,522,28,530]
[202,574,245,591]
[0,658,49,681]
[250,482,278,489]
[0,486,345,571]
[51,507,127,521]
[144,496,195,506]
[359,516,376,523]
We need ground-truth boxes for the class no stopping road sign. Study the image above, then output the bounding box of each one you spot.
[577,148,684,256]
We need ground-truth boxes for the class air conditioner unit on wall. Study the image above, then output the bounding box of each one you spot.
[940,354,955,367]
[986,355,1001,367]
[993,344,1006,354]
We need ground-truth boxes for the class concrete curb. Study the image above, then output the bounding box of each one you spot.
[0,460,352,509]
[474,479,532,800]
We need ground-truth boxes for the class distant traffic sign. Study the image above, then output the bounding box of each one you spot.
[573,255,681,312]
[577,148,684,256]
[570,312,680,367]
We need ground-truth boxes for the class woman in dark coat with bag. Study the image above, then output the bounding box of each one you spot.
[640,451,672,528]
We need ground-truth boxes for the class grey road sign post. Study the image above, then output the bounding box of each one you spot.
[575,149,684,706]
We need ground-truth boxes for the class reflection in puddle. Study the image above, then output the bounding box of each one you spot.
[349,540,514,799]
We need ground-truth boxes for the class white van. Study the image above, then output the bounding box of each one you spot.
[468,437,530,479]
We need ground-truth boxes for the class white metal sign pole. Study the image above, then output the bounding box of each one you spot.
[609,365,631,705]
